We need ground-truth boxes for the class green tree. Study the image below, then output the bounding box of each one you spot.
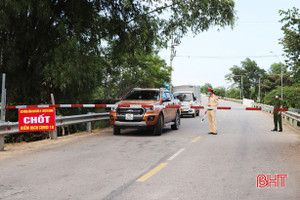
[214,86,226,97]
[268,63,288,74]
[0,0,236,107]
[279,7,300,84]
[225,58,266,99]
[226,87,240,99]
[261,63,294,102]
[266,71,294,90]
[201,83,213,93]
[264,86,300,109]
[0,0,103,105]
[96,54,171,101]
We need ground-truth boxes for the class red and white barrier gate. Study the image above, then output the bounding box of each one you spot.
[4,104,300,112]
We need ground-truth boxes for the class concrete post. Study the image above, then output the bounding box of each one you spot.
[50,93,57,139]
[50,128,57,139]
[62,126,65,136]
[87,112,92,133]
[1,74,6,151]
[1,73,6,122]
[87,122,92,133]
[0,135,4,151]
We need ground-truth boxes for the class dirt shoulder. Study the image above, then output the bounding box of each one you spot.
[0,127,113,161]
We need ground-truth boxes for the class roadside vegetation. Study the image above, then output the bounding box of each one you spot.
[203,7,300,110]
[0,0,236,142]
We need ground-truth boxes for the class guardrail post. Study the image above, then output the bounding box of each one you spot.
[86,112,92,133]
[289,118,293,126]
[50,128,57,139]
[0,135,4,151]
[87,122,92,133]
[294,119,298,128]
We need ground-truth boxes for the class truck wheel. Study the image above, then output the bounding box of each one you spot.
[171,112,180,130]
[113,127,121,135]
[153,114,163,136]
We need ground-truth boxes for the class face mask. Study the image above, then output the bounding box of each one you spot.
[275,95,279,99]
[207,92,210,95]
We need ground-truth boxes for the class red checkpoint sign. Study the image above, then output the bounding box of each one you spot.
[19,108,56,132]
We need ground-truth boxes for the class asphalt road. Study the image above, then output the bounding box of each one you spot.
[1,96,300,200]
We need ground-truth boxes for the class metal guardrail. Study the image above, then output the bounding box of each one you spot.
[221,98,299,129]
[222,97,243,104]
[0,112,110,150]
[253,103,300,129]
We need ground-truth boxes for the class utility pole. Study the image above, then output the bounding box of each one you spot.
[241,75,243,99]
[258,77,261,103]
[270,51,283,101]
[170,34,174,87]
[170,33,180,88]
[281,62,283,101]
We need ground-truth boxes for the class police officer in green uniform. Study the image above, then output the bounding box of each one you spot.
[271,93,283,132]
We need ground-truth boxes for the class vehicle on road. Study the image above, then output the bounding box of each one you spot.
[173,85,201,117]
[109,88,181,136]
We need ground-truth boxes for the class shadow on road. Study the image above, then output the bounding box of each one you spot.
[116,128,173,137]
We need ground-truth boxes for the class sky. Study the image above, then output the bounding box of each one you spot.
[158,0,300,89]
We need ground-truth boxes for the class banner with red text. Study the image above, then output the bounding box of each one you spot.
[18,108,56,132]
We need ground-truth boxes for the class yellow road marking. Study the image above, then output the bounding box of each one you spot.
[136,163,168,182]
[191,136,201,143]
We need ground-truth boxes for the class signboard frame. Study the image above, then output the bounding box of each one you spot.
[18,108,56,132]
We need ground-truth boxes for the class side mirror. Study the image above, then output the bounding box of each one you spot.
[193,97,197,101]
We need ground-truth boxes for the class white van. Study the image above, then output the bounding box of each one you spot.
[173,85,201,117]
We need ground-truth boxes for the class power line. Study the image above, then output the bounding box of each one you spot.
[175,55,283,59]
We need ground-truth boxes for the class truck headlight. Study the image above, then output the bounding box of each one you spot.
[144,107,154,112]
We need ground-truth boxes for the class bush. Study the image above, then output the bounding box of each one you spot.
[263,85,300,108]
[214,87,226,97]
[226,87,241,99]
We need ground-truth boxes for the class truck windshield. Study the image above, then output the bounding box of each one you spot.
[174,93,193,101]
[123,91,160,100]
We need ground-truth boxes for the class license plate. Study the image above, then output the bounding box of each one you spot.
[125,114,134,120]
